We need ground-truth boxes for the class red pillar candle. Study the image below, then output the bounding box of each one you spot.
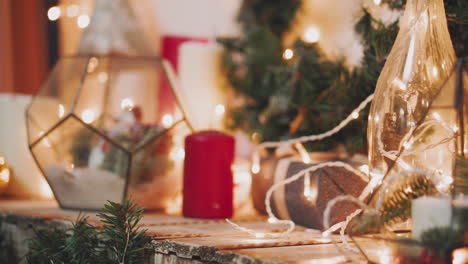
[183,131,235,218]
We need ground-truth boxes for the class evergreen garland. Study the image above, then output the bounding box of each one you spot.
[219,0,468,153]
[26,200,151,264]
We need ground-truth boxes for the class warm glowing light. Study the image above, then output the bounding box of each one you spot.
[40,178,54,199]
[0,168,10,182]
[170,147,185,162]
[251,163,260,174]
[58,104,65,118]
[359,165,369,175]
[432,112,442,121]
[77,15,90,28]
[377,248,392,264]
[87,57,99,73]
[42,138,51,148]
[0,157,5,166]
[322,231,330,237]
[214,104,225,116]
[392,78,407,91]
[98,72,108,83]
[255,233,266,239]
[453,248,468,264]
[295,143,311,164]
[432,66,439,78]
[303,173,317,203]
[268,218,277,224]
[303,26,320,43]
[162,114,174,127]
[251,152,261,174]
[165,195,182,215]
[304,256,347,264]
[120,98,135,110]
[351,112,359,119]
[47,6,61,21]
[453,125,459,132]
[373,0,382,5]
[66,4,79,17]
[81,109,96,124]
[283,49,294,60]
[403,141,413,149]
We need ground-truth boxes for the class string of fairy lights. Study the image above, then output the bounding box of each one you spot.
[47,4,90,29]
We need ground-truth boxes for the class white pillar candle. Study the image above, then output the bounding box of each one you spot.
[0,94,53,199]
[411,196,452,239]
[177,42,224,131]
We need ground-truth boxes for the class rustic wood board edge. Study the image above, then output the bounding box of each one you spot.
[152,240,282,264]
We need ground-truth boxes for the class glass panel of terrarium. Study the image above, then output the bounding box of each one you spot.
[32,116,128,210]
[126,120,190,210]
[27,57,89,145]
[72,56,111,132]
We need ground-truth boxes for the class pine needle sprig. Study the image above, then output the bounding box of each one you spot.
[98,200,151,264]
[379,174,438,226]
[27,225,70,263]
[26,200,151,264]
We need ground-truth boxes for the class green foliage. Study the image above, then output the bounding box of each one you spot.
[219,0,467,154]
[420,227,465,260]
[98,200,150,264]
[26,200,151,264]
[379,174,437,225]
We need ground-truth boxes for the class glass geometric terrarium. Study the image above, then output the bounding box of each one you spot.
[26,55,191,210]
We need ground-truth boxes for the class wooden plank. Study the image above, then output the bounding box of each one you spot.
[167,232,333,250]
[147,221,306,239]
[228,244,364,263]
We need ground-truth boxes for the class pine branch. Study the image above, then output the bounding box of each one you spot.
[98,200,151,264]
[379,174,437,225]
[26,200,151,264]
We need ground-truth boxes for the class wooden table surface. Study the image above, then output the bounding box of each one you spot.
[0,199,368,264]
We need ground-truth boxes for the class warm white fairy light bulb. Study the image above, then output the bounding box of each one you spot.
[303,26,320,43]
[214,104,225,116]
[351,112,359,119]
[120,98,135,110]
[77,15,90,29]
[162,114,174,128]
[295,142,311,164]
[251,152,261,174]
[283,49,294,60]
[82,109,96,124]
[48,6,61,21]
[58,104,65,118]
[374,0,382,6]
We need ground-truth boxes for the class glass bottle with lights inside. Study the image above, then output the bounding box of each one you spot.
[367,0,456,197]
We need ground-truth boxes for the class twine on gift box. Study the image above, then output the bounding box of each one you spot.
[251,93,375,173]
[227,94,375,239]
[227,89,457,253]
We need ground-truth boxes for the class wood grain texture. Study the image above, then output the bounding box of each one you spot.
[0,199,358,263]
